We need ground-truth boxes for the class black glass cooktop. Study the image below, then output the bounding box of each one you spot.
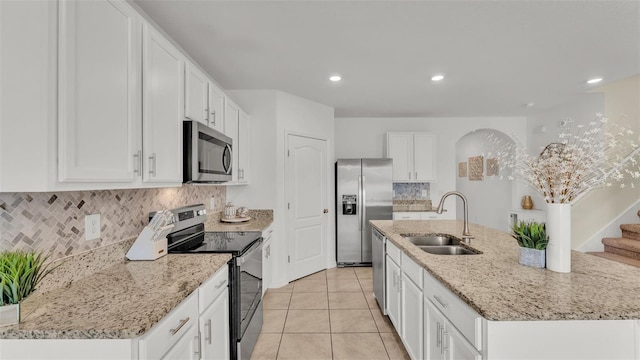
[168,226,262,256]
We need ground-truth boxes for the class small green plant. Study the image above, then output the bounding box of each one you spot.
[0,250,55,305]
[511,221,549,250]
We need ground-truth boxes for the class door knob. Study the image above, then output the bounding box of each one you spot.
[323,209,329,213]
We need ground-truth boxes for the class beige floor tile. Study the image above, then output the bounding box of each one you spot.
[298,270,327,282]
[332,333,389,360]
[325,267,358,279]
[268,283,294,293]
[354,266,373,279]
[277,334,332,360]
[263,292,292,310]
[330,309,378,332]
[293,279,328,293]
[289,292,329,309]
[327,278,362,292]
[364,291,380,309]
[262,310,288,333]
[250,333,282,360]
[380,332,411,360]
[283,309,330,333]
[359,278,374,292]
[371,307,395,333]
[328,291,369,309]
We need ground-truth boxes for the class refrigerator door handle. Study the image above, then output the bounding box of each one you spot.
[358,175,363,231]
[362,175,366,231]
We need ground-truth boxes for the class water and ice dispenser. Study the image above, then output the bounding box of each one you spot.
[342,195,357,215]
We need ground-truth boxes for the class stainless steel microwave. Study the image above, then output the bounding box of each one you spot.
[183,120,232,183]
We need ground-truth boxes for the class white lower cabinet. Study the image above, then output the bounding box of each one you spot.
[385,254,401,330]
[198,288,229,360]
[160,324,200,360]
[401,272,423,359]
[425,298,480,360]
[262,225,274,295]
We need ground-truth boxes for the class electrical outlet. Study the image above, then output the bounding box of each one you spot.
[422,190,427,197]
[210,197,215,209]
[85,214,101,240]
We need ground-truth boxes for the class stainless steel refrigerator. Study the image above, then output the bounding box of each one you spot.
[336,158,393,266]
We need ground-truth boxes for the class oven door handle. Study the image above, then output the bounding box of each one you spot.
[236,238,263,266]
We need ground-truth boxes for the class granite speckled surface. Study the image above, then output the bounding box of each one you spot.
[204,209,273,232]
[0,251,231,339]
[371,220,640,321]
[392,200,435,212]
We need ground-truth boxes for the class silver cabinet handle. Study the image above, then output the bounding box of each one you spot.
[436,322,442,348]
[205,318,212,344]
[149,153,156,176]
[434,295,448,309]
[408,171,411,179]
[205,107,210,122]
[194,332,201,357]
[169,317,190,336]
[415,171,417,179]
[211,110,216,126]
[133,150,141,175]
[267,245,271,258]
[443,330,449,355]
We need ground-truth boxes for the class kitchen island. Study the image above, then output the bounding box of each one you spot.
[371,219,640,359]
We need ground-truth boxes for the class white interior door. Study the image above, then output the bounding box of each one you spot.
[287,134,328,281]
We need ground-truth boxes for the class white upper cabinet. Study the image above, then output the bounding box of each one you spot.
[385,132,437,182]
[185,63,210,125]
[58,0,142,182]
[224,99,240,183]
[142,22,184,183]
[237,109,250,183]
[208,82,225,133]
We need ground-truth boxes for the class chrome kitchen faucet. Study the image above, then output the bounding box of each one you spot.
[436,191,474,243]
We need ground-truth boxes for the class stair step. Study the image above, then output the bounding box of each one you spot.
[603,237,640,260]
[620,224,640,241]
[588,252,640,267]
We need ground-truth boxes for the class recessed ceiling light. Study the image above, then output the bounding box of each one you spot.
[329,74,342,82]
[524,102,536,108]
[431,75,445,81]
[587,77,603,84]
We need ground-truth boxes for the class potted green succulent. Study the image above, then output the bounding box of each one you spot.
[511,221,548,269]
[0,250,55,326]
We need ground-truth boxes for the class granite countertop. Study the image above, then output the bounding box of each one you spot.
[0,246,231,340]
[204,209,273,232]
[392,200,439,212]
[371,219,640,321]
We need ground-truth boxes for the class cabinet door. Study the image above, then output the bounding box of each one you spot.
[208,83,225,133]
[446,322,482,360]
[185,63,209,125]
[237,110,250,183]
[199,289,230,360]
[385,256,401,330]
[58,0,141,182]
[425,298,447,360]
[142,23,183,183]
[413,133,436,181]
[161,324,200,360]
[262,240,272,296]
[401,273,423,360]
[386,133,413,182]
[224,100,239,183]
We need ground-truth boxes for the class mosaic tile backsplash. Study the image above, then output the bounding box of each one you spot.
[393,182,430,200]
[0,186,226,261]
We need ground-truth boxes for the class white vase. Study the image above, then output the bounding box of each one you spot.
[0,303,20,327]
[546,203,571,273]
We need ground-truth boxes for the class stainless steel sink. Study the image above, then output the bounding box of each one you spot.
[401,234,461,246]
[418,245,477,255]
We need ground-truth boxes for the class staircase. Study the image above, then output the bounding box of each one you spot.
[589,210,640,267]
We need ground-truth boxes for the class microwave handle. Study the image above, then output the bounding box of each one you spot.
[223,144,232,174]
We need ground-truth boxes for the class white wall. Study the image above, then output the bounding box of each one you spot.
[456,129,514,231]
[227,90,335,286]
[335,117,527,222]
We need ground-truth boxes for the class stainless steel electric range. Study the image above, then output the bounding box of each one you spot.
[156,204,263,360]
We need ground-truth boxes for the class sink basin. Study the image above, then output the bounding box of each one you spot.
[418,245,477,255]
[401,234,461,246]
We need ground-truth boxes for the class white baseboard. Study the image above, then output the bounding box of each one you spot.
[578,199,640,253]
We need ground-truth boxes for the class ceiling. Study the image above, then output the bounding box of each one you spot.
[134,0,640,118]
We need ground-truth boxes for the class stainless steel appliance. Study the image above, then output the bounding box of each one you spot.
[372,228,386,313]
[161,204,262,360]
[336,158,393,266]
[183,120,232,183]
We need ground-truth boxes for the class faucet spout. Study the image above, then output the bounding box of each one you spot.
[435,191,474,243]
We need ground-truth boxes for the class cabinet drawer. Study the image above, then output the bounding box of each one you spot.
[262,225,274,240]
[386,240,402,265]
[423,270,483,350]
[199,264,228,313]
[393,212,421,220]
[401,252,423,289]
[139,290,199,360]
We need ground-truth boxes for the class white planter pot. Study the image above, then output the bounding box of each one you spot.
[546,203,571,273]
[0,303,20,327]
[519,247,546,268]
